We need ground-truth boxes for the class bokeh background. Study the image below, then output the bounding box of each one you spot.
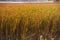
[0,0,60,40]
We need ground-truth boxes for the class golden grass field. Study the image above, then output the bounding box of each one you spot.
[0,3,60,40]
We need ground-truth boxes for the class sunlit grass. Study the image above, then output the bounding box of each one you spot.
[0,4,60,40]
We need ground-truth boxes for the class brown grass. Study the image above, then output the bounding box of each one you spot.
[0,3,60,40]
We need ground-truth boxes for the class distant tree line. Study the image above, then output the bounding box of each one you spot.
[0,0,48,1]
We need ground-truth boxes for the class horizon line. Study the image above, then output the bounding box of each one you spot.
[0,1,54,3]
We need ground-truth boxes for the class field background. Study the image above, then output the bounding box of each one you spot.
[0,3,60,40]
